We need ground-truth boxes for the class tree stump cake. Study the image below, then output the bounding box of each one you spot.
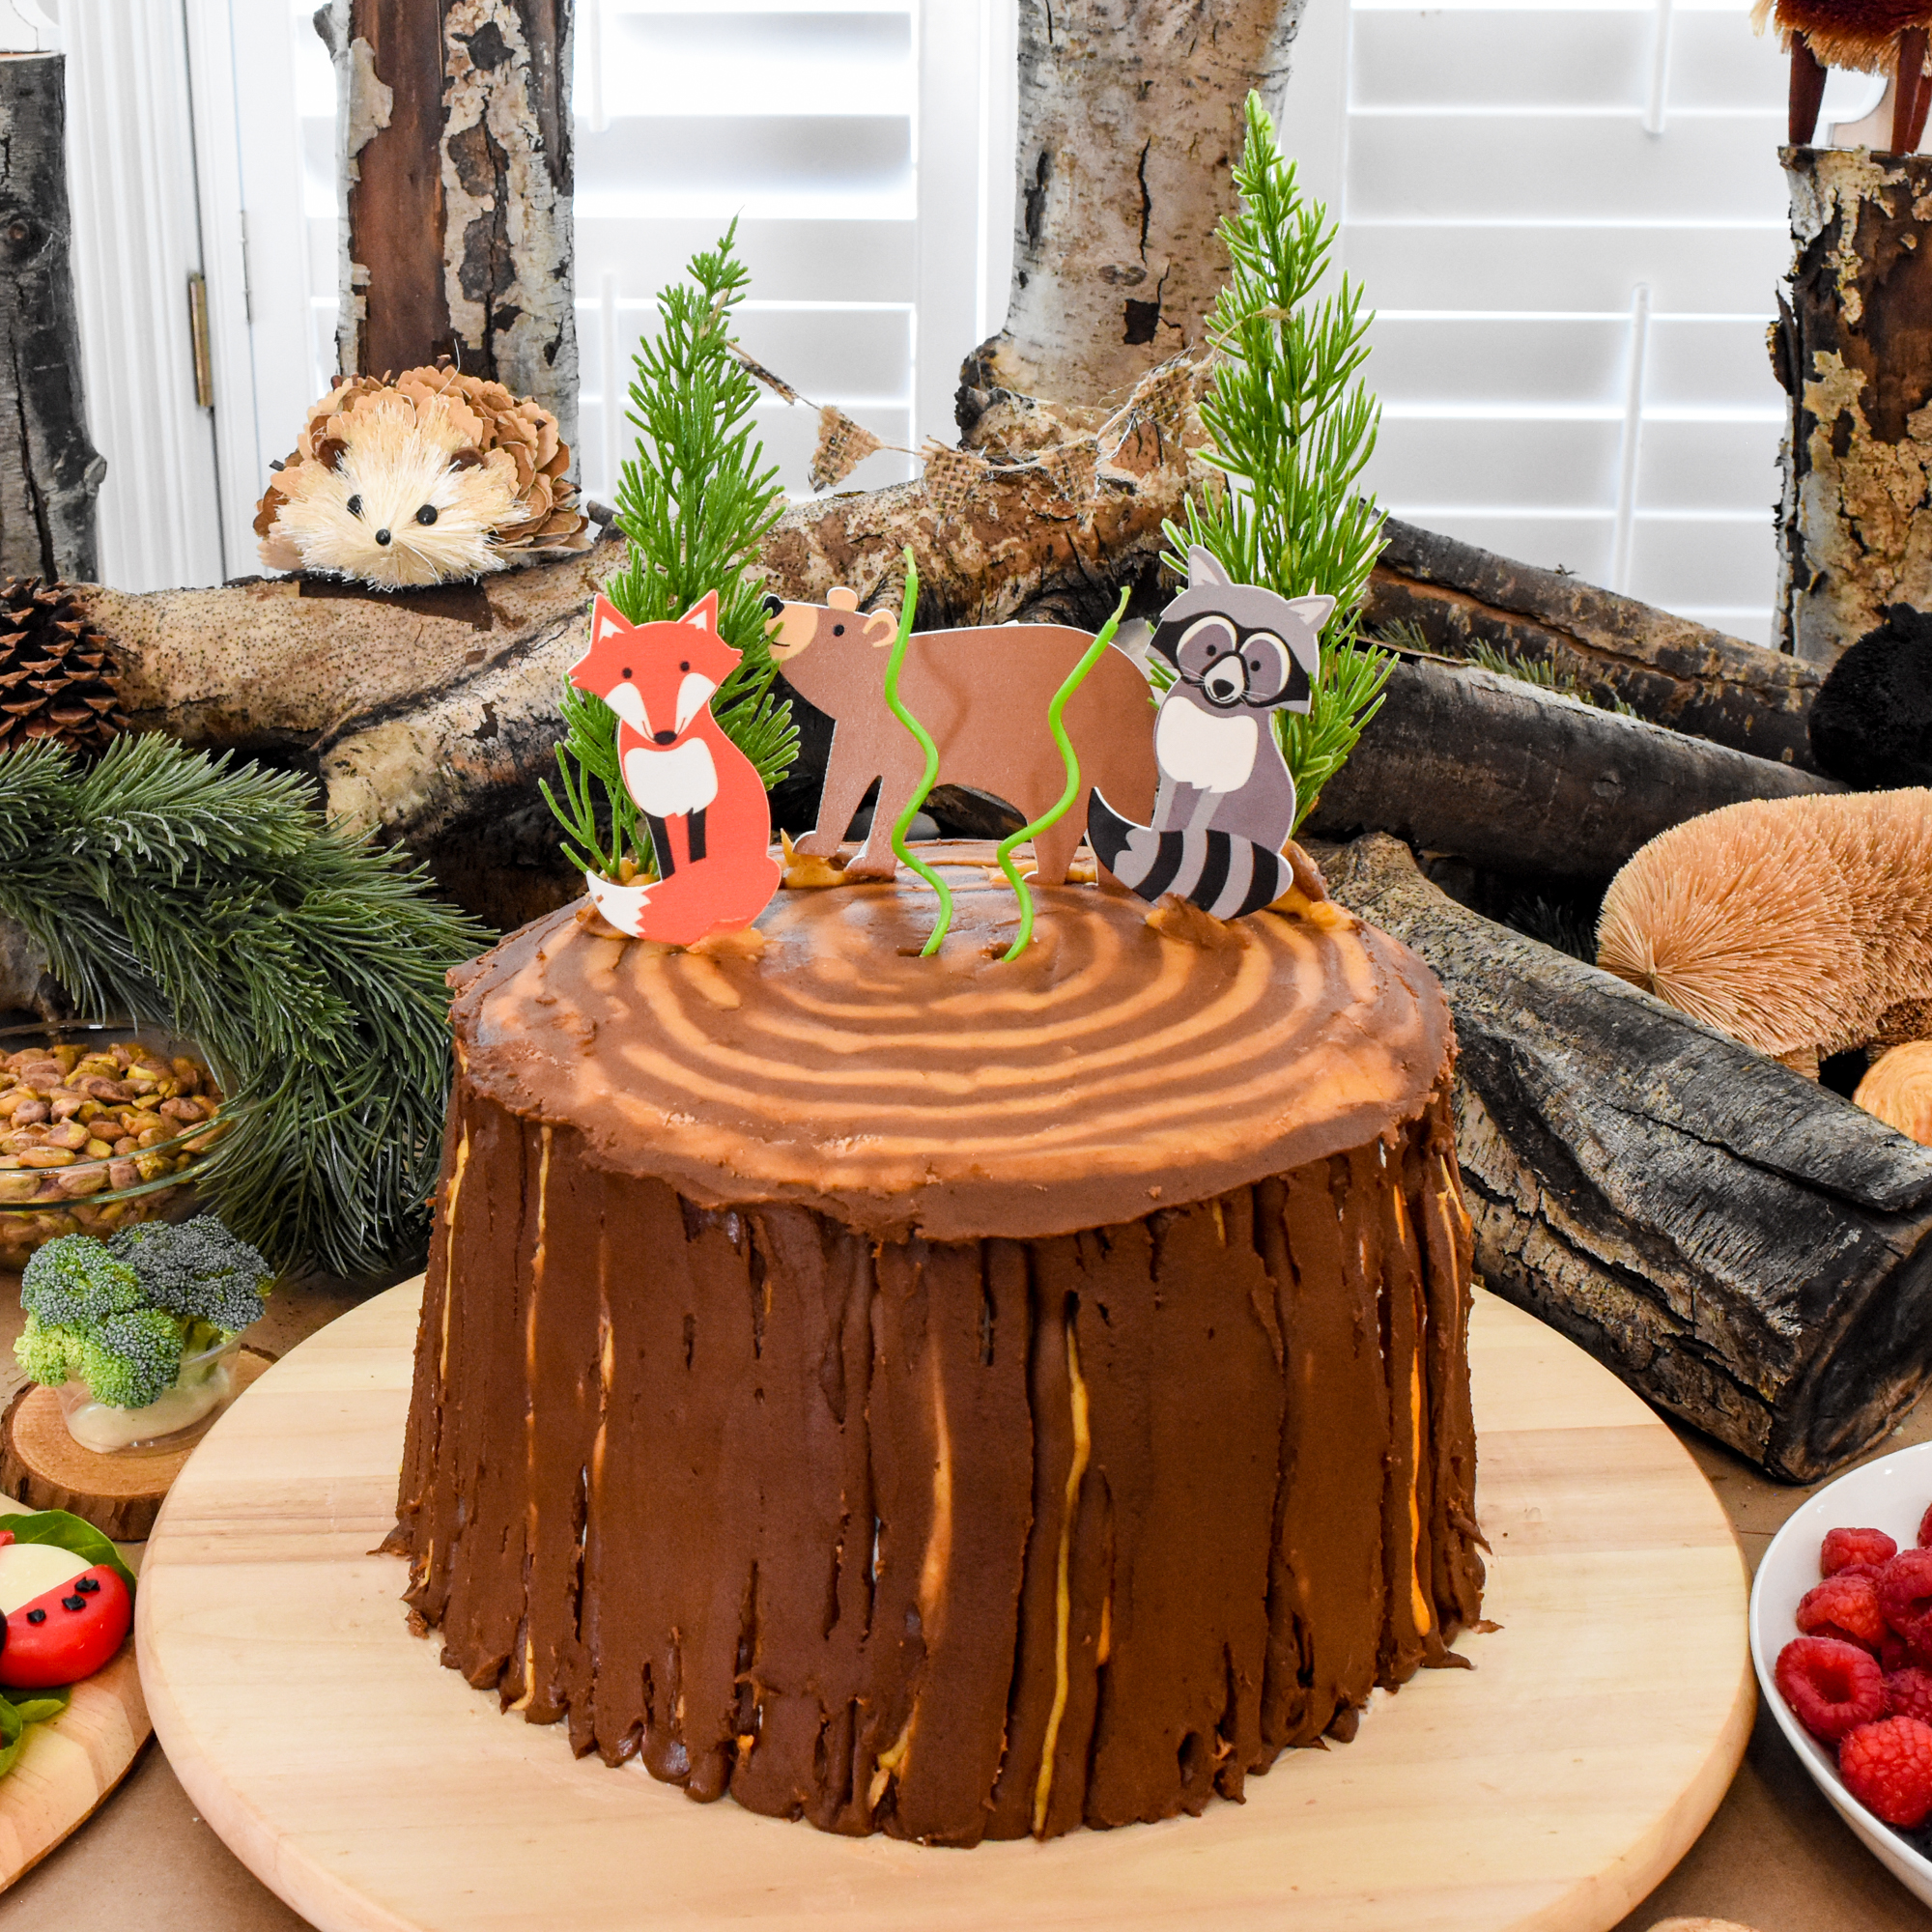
[391,849,1487,1844]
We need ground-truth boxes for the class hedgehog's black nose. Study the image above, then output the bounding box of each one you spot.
[761,592,784,618]
[375,528,391,546]
[652,730,677,746]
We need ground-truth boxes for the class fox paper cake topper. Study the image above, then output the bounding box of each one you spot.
[568,592,781,946]
[1088,547,1334,920]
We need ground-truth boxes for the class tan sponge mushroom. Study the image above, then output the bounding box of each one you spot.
[1596,790,1932,1071]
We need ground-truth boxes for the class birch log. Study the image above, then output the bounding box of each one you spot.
[1321,831,1932,1482]
[0,52,101,581]
[1365,517,1825,770]
[1304,656,1838,882]
[317,0,579,458]
[961,0,1304,415]
[1771,147,1932,665]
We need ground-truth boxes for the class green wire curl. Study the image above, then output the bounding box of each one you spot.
[994,585,1134,963]
[882,549,954,956]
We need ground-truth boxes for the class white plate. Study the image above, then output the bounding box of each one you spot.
[1749,1438,1932,1906]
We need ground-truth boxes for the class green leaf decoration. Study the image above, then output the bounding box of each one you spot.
[7,1506,138,1595]
[881,553,952,957]
[0,1697,24,1781]
[995,587,1132,962]
[9,1689,71,1727]
[1164,92,1395,830]
[0,738,490,1276]
[0,1685,71,1784]
[543,220,799,880]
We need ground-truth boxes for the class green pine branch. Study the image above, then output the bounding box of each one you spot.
[1164,92,1394,830]
[542,221,798,879]
[0,736,490,1277]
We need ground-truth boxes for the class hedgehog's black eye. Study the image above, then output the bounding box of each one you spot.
[621,668,632,679]
[416,504,438,526]
[680,661,690,672]
[346,495,362,517]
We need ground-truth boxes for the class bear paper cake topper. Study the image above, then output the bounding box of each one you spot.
[1088,547,1334,920]
[568,592,781,946]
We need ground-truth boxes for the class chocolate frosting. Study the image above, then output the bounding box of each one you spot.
[452,845,1453,1241]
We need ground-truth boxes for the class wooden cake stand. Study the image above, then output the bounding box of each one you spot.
[135,1280,1753,1932]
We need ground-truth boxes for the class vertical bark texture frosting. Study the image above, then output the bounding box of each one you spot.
[393,861,1485,1842]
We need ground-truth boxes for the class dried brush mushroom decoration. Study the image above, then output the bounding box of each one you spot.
[253,365,593,589]
[1596,790,1932,1077]
[1754,0,1932,150]
[1856,1040,1932,1143]
[0,578,127,757]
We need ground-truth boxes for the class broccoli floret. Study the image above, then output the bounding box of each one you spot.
[75,1308,185,1409]
[109,1216,271,1334]
[13,1313,83,1389]
[19,1235,143,1328]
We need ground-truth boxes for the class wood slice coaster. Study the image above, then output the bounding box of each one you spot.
[138,1281,1755,1932]
[0,1494,147,1892]
[0,1350,273,1541]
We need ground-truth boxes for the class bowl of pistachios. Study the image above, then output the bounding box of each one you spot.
[0,1022,234,1271]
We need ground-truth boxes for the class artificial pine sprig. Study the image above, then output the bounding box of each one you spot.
[0,736,489,1276]
[1166,92,1394,828]
[542,222,798,879]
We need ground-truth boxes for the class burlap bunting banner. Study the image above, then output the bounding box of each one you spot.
[809,405,886,493]
[1037,440,1098,505]
[921,440,988,520]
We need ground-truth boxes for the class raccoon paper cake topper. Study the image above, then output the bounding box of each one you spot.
[568,591,781,946]
[1088,547,1333,920]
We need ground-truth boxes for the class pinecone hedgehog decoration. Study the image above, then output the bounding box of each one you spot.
[0,578,128,758]
[254,366,595,590]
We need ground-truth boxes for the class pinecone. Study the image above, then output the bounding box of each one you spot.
[0,578,127,758]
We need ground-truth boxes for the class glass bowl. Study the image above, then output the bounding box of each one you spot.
[0,1020,235,1271]
[55,1329,242,1453]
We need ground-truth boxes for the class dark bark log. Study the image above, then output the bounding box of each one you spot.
[1319,831,1932,1483]
[0,53,101,581]
[318,1,579,457]
[1304,654,1839,885]
[1365,517,1824,770]
[1771,148,1932,666]
[961,0,1303,419]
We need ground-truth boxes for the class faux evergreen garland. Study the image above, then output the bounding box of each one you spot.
[1167,93,1394,829]
[0,736,489,1276]
[544,223,798,878]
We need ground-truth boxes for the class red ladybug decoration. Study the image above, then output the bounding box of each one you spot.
[0,1531,132,1688]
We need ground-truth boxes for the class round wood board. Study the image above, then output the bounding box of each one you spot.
[135,1279,1754,1932]
[0,1495,148,1892]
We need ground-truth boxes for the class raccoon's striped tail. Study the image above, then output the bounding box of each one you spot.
[1086,790,1293,921]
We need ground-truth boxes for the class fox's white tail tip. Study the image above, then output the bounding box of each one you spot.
[583,871,657,936]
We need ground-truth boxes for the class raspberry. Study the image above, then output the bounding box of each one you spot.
[1884,1631,1914,1673]
[1824,1526,1899,1576]
[1919,1501,1932,1550]
[1798,1574,1888,1651]
[1881,1548,1932,1649]
[1840,1716,1932,1826]
[1887,1667,1932,1724]
[1776,1636,1885,1742]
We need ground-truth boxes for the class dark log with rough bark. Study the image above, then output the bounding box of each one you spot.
[1769,148,1932,667]
[0,52,101,581]
[316,0,578,456]
[1304,654,1839,884]
[1318,831,1932,1482]
[1365,518,1823,770]
[961,0,1302,417]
